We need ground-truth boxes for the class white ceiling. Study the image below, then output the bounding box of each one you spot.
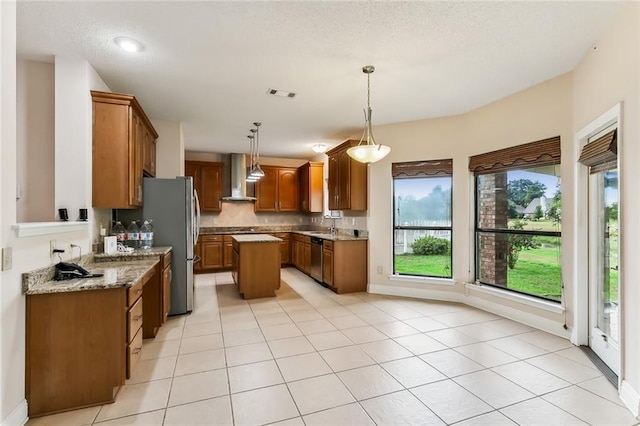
[17,1,624,159]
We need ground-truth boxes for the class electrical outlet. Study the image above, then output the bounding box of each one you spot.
[1,247,13,271]
[376,266,383,275]
[352,218,356,225]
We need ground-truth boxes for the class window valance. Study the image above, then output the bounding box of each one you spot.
[578,129,617,174]
[469,136,561,175]
[392,159,452,178]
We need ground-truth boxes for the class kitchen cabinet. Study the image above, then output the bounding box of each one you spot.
[200,235,223,270]
[326,140,368,211]
[223,235,234,268]
[323,240,334,287]
[323,239,368,293]
[91,91,158,209]
[292,234,310,274]
[298,161,324,213]
[161,251,172,323]
[143,250,172,338]
[25,266,154,417]
[270,232,290,265]
[185,160,224,212]
[255,166,299,212]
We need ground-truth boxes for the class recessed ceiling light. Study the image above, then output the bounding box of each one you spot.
[114,36,143,53]
[267,89,296,98]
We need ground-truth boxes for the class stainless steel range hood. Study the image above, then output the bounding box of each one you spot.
[221,153,256,201]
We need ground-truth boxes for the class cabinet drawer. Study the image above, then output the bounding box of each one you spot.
[223,235,233,242]
[127,297,143,343]
[201,235,222,242]
[323,240,334,251]
[127,278,144,307]
[127,327,143,379]
[162,251,172,269]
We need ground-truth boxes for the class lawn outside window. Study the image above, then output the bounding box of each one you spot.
[392,159,452,279]
[470,137,563,302]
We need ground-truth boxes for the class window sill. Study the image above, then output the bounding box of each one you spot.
[13,221,90,238]
[388,274,456,286]
[465,282,565,314]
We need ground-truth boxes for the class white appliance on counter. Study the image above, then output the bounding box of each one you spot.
[142,177,200,315]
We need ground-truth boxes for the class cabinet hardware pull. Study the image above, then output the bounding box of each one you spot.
[134,315,143,320]
[136,289,142,294]
[132,347,142,354]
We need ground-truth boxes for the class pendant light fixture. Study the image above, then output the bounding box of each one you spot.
[346,65,391,164]
[248,122,265,180]
[246,134,258,182]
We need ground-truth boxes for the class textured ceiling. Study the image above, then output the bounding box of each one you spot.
[17,1,624,158]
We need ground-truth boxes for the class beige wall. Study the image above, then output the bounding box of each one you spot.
[573,1,640,412]
[16,59,55,222]
[152,119,184,178]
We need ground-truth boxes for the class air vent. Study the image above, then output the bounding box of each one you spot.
[267,89,296,98]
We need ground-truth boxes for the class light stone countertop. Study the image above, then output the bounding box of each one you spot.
[23,258,159,295]
[231,234,282,243]
[93,246,171,262]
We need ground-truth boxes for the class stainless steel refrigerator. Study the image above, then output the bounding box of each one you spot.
[143,176,200,315]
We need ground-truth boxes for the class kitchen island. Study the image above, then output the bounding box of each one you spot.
[231,234,281,299]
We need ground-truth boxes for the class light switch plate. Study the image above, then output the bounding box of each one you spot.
[2,247,13,271]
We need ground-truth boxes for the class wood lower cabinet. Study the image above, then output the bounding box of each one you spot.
[270,233,290,265]
[323,239,368,293]
[292,234,310,274]
[26,266,154,418]
[223,235,234,268]
[162,252,172,323]
[326,140,368,211]
[200,235,223,269]
[91,91,158,209]
[323,241,334,287]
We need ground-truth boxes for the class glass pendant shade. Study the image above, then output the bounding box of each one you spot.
[346,65,391,164]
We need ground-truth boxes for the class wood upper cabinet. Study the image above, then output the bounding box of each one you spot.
[185,161,223,212]
[298,162,324,213]
[91,91,158,209]
[143,125,156,177]
[326,140,368,211]
[255,166,299,212]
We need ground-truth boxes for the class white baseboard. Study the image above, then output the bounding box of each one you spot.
[620,380,640,418]
[1,399,28,426]
[368,283,570,339]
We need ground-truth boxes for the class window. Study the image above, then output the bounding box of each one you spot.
[470,137,562,302]
[392,159,452,278]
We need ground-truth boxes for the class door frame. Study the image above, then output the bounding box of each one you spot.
[573,103,623,376]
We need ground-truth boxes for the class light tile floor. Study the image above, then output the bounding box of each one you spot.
[28,269,639,426]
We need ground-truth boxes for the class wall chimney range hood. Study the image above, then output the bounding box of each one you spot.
[221,153,256,201]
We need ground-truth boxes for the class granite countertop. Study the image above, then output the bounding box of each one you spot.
[200,226,368,241]
[23,258,159,295]
[93,246,172,262]
[232,234,282,243]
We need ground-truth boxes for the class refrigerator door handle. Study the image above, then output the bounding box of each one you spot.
[192,255,201,264]
[193,188,201,244]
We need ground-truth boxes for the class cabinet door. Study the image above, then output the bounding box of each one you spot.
[328,152,339,210]
[323,248,334,287]
[337,149,351,210]
[200,164,223,212]
[201,241,223,270]
[299,164,309,212]
[280,240,290,265]
[129,110,144,207]
[303,243,311,274]
[143,126,156,177]
[224,239,233,268]
[185,162,200,191]
[162,265,171,323]
[296,242,305,272]
[255,166,278,212]
[278,168,298,211]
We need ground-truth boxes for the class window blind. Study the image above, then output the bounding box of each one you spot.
[392,159,453,178]
[578,129,617,174]
[468,136,561,175]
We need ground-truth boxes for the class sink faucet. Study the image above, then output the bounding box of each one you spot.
[323,215,336,236]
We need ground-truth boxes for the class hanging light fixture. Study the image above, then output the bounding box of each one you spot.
[246,134,258,182]
[346,65,391,164]
[248,122,265,179]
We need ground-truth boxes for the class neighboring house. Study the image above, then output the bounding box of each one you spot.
[522,195,548,218]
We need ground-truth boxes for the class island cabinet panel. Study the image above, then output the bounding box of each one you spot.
[223,235,234,268]
[326,140,368,211]
[185,161,223,212]
[26,289,127,417]
[255,166,299,212]
[91,91,157,209]
[232,237,281,299]
[299,161,324,213]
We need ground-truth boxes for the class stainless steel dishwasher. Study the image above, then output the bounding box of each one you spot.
[310,237,323,283]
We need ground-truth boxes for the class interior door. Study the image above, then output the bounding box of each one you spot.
[588,168,620,375]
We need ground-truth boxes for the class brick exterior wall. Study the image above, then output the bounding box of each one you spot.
[478,173,508,286]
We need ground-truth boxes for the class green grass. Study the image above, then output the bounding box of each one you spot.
[394,254,451,278]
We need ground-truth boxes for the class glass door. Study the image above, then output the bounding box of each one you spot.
[589,168,620,375]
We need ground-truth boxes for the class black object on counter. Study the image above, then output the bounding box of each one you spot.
[54,262,103,281]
